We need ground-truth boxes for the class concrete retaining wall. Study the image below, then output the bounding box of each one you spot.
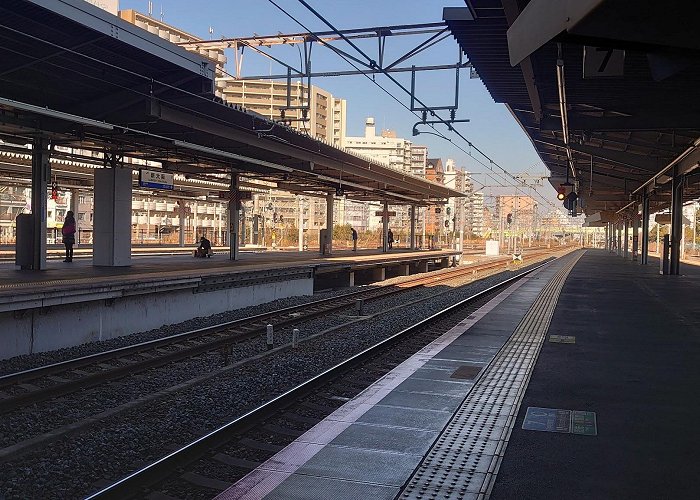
[1,277,313,360]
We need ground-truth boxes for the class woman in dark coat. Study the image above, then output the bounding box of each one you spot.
[62,211,76,262]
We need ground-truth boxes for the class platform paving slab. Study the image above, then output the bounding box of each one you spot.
[217,253,581,500]
[490,250,700,500]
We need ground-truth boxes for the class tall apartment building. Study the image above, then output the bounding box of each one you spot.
[424,158,445,238]
[496,195,538,232]
[443,159,481,240]
[470,191,485,236]
[410,145,428,177]
[344,118,432,234]
[345,118,414,172]
[333,98,347,148]
[218,79,347,147]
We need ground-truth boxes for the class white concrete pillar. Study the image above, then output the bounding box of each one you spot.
[93,164,132,266]
[624,219,629,259]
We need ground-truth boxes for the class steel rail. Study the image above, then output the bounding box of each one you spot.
[0,253,553,412]
[85,259,552,499]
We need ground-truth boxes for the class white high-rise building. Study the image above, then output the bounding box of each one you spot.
[344,118,414,173]
[470,191,485,236]
[344,118,430,233]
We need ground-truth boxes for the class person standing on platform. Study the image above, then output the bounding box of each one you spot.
[387,228,394,250]
[351,227,358,252]
[62,210,76,263]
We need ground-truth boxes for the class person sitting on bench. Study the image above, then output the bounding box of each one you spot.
[195,235,212,258]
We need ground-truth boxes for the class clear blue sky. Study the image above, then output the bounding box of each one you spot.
[118,0,557,207]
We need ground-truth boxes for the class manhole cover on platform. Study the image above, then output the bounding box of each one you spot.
[523,407,597,436]
[571,410,597,435]
[549,335,576,344]
[522,407,571,433]
[450,365,482,380]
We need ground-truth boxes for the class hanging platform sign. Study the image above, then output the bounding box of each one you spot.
[139,169,174,190]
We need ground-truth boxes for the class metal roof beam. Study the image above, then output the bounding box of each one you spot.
[534,137,660,172]
[149,101,458,202]
[539,113,700,132]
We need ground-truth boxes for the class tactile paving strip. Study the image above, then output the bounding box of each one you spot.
[400,251,585,500]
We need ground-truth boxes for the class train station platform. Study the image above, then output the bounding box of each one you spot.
[0,249,460,359]
[220,249,700,499]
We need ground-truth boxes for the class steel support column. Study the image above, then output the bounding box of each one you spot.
[31,137,50,270]
[632,212,639,261]
[70,189,80,245]
[409,205,416,250]
[382,201,389,253]
[604,223,609,251]
[297,195,304,251]
[624,219,629,259]
[641,197,650,264]
[229,173,239,261]
[670,166,683,275]
[326,193,334,255]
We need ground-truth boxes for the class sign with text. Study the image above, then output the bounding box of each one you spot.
[374,211,396,217]
[218,190,253,201]
[583,46,625,78]
[139,169,174,190]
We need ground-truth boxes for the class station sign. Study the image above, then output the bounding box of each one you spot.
[218,190,253,201]
[583,46,625,79]
[139,169,174,190]
[374,210,397,217]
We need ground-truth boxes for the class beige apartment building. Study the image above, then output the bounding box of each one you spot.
[496,195,538,232]
[218,79,347,147]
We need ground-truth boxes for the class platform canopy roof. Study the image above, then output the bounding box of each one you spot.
[446,0,700,219]
[0,0,463,205]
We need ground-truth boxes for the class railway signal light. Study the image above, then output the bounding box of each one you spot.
[435,207,442,214]
[563,192,579,211]
[557,185,566,201]
[507,213,513,224]
[444,220,449,228]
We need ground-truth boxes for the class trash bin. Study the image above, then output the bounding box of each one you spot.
[319,228,329,255]
[15,213,34,269]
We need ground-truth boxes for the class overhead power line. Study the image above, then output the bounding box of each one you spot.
[266,0,558,210]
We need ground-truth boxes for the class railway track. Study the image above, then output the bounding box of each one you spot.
[85,258,555,499]
[0,249,557,414]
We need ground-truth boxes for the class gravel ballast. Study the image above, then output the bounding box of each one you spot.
[0,257,558,500]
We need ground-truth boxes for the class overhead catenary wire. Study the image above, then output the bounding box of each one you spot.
[267,0,559,211]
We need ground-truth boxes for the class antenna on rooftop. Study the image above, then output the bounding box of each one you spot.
[160,4,164,21]
[209,26,214,40]
[147,0,153,17]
